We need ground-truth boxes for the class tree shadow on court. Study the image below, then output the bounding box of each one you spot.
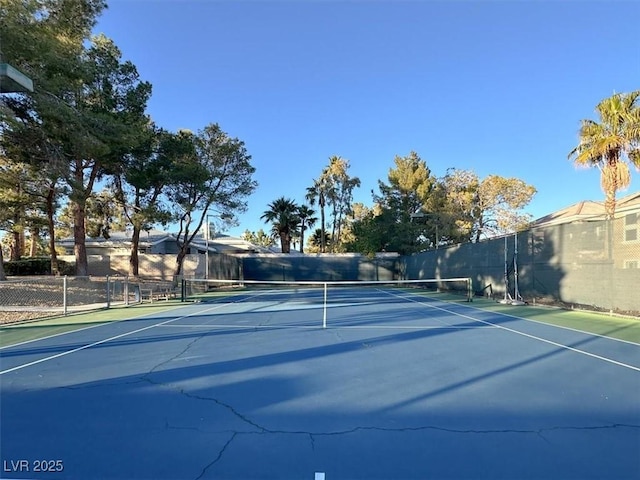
[0,296,525,359]
[5,293,638,363]
[2,311,639,480]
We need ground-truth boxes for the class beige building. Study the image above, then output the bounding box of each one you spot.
[532,191,640,269]
[56,230,266,277]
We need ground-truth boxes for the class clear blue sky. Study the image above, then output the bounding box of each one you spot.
[95,0,639,237]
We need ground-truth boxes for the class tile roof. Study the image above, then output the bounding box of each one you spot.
[533,191,640,227]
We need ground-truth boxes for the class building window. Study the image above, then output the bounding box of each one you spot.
[624,213,639,242]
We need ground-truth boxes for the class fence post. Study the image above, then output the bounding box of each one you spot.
[63,275,68,316]
[106,275,111,308]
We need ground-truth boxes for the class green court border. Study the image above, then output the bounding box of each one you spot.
[468,297,640,343]
[0,301,185,348]
[1,294,638,349]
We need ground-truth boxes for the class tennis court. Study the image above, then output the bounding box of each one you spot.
[1,280,639,480]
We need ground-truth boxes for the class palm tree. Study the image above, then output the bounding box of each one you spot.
[260,197,300,253]
[297,204,317,253]
[309,228,331,252]
[306,178,329,252]
[568,91,640,217]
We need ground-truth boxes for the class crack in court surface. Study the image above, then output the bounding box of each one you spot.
[60,379,144,390]
[190,422,640,480]
[145,334,207,376]
[142,351,640,480]
[123,325,640,479]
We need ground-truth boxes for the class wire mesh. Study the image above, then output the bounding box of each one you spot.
[401,215,640,316]
[182,278,473,303]
[0,276,139,324]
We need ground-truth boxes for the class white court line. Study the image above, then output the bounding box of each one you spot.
[466,305,640,346]
[0,305,183,351]
[158,323,320,329]
[386,289,640,372]
[157,323,496,330]
[332,324,496,330]
[0,289,272,353]
[5,288,636,375]
[0,303,235,376]
[371,288,459,328]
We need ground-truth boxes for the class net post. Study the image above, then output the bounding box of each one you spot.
[511,231,526,305]
[499,235,512,304]
[323,282,327,329]
[467,277,473,302]
[106,275,111,308]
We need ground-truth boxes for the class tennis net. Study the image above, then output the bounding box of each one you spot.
[181,278,473,328]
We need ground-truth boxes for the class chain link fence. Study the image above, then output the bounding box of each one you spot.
[0,276,180,324]
[3,216,638,322]
[400,216,640,316]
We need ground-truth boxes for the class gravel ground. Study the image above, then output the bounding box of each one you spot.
[0,311,55,325]
[0,278,111,325]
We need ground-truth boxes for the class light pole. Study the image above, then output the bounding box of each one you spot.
[410,212,439,249]
[204,214,215,280]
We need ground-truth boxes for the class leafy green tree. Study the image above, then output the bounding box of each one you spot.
[261,197,300,253]
[2,24,152,276]
[62,34,152,276]
[57,189,125,238]
[0,157,38,260]
[0,159,23,277]
[167,124,256,275]
[344,203,393,256]
[474,174,536,239]
[0,155,59,261]
[1,0,106,275]
[0,119,67,271]
[366,152,436,254]
[0,0,106,91]
[425,170,475,245]
[297,204,317,253]
[85,190,125,239]
[0,248,5,281]
[377,152,434,214]
[322,156,361,251]
[436,169,536,241]
[241,229,275,248]
[113,127,184,275]
[568,91,640,217]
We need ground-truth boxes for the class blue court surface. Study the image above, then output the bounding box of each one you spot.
[1,287,639,479]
